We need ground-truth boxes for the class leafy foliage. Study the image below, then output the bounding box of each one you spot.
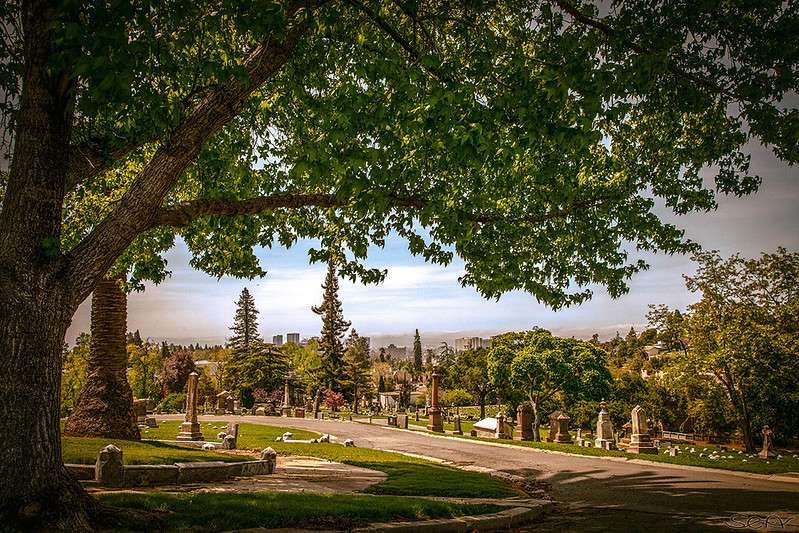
[663,248,799,450]
[159,350,196,395]
[488,329,612,440]
[60,333,91,416]
[224,341,289,397]
[4,1,795,307]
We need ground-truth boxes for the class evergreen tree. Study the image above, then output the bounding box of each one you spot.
[228,288,261,351]
[312,259,351,390]
[160,341,170,361]
[413,329,423,374]
[343,329,372,413]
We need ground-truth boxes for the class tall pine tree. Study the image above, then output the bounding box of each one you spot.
[228,288,261,351]
[312,259,351,390]
[413,329,423,374]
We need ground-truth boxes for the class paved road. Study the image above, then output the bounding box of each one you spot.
[190,415,799,532]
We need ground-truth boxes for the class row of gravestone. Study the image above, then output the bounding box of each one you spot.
[473,402,659,454]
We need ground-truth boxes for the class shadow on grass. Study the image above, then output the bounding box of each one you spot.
[99,492,502,532]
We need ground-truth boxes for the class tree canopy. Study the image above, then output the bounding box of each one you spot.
[488,329,612,440]
[3,0,796,308]
[661,248,799,451]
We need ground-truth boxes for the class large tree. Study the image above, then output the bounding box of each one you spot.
[488,330,612,441]
[312,258,351,389]
[0,0,797,528]
[662,249,799,451]
[450,348,493,419]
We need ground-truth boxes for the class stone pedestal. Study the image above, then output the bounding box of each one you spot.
[552,413,573,444]
[758,425,778,458]
[133,399,148,424]
[281,406,292,417]
[427,408,443,432]
[176,421,204,441]
[516,404,534,441]
[595,401,617,450]
[176,372,204,441]
[95,444,124,486]
[427,370,444,432]
[627,405,657,454]
[294,407,305,418]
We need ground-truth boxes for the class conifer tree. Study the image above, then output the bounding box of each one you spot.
[312,259,351,390]
[413,329,423,374]
[228,288,261,351]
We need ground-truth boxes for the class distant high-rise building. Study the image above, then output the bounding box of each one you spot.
[454,337,485,353]
[287,332,300,344]
[272,335,283,346]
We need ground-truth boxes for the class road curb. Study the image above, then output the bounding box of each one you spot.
[227,498,553,533]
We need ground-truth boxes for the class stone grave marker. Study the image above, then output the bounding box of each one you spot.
[627,405,658,454]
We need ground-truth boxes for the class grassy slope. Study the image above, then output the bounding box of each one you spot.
[100,492,502,532]
[65,420,519,498]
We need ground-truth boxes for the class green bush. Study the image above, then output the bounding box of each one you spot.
[156,392,186,413]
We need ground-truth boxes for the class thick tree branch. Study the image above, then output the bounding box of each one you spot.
[65,1,314,304]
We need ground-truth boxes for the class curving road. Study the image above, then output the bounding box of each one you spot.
[188,415,799,532]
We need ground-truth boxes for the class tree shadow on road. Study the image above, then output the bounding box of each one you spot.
[503,466,799,532]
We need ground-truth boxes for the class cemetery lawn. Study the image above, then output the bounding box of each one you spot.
[139,420,319,447]
[446,434,799,475]
[269,442,521,498]
[61,437,249,465]
[100,491,503,532]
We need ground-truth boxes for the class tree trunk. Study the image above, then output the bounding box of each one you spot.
[0,277,102,529]
[63,276,140,440]
[479,392,486,420]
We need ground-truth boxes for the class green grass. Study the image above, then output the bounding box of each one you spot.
[268,441,520,498]
[139,420,319,448]
[62,437,249,465]
[65,421,519,498]
[99,492,502,532]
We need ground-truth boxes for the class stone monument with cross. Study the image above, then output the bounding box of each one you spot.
[427,369,444,432]
[176,371,204,441]
[627,405,657,454]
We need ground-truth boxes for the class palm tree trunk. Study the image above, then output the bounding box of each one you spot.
[63,276,140,440]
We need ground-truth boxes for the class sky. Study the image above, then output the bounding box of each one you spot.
[65,143,798,348]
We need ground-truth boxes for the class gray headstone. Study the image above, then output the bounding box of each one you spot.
[95,444,124,486]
